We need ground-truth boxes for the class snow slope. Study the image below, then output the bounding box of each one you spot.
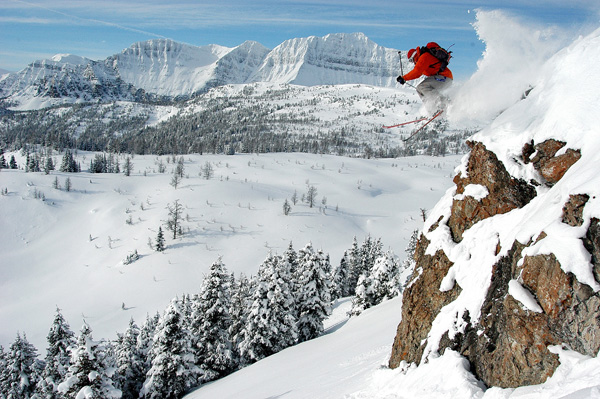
[0,152,460,352]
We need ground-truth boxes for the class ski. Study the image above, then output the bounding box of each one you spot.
[403,110,444,142]
[382,117,428,129]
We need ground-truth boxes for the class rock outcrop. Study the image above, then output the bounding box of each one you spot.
[389,139,600,388]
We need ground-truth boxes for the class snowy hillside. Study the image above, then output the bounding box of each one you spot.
[0,33,406,110]
[0,151,460,353]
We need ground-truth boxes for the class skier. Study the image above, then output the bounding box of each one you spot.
[397,42,453,114]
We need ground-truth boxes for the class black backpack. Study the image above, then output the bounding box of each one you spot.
[420,43,452,74]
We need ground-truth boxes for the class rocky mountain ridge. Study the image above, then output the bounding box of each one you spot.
[0,33,402,110]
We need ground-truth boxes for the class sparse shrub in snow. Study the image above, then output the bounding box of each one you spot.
[123,250,139,265]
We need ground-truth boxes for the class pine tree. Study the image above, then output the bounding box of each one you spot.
[283,242,300,317]
[9,155,18,169]
[349,273,374,316]
[296,243,332,342]
[59,150,79,173]
[400,230,420,289]
[371,251,401,303]
[228,273,252,368]
[333,250,351,298]
[346,237,362,295]
[3,333,40,399]
[0,345,7,394]
[0,153,7,169]
[137,313,160,386]
[57,323,121,399]
[238,253,298,364]
[44,155,55,175]
[123,156,133,177]
[190,258,234,382]
[155,226,165,252]
[115,319,146,399]
[141,299,200,399]
[36,308,76,399]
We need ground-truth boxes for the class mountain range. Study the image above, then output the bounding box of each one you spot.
[0,33,403,110]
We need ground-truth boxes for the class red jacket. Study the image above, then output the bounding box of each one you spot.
[402,46,453,81]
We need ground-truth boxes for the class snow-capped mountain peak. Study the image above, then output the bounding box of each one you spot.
[50,53,90,66]
[0,33,405,110]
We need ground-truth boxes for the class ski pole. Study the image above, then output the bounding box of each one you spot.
[397,51,417,89]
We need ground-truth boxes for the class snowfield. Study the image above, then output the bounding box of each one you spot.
[0,152,460,352]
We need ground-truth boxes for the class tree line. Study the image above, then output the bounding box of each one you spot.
[0,87,470,160]
[0,234,418,399]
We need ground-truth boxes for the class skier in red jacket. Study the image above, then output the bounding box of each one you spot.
[397,42,453,114]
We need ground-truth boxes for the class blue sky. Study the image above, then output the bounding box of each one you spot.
[1,0,599,79]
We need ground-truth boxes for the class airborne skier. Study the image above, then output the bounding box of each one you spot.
[397,42,453,114]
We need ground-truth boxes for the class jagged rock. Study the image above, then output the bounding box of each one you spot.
[388,235,461,367]
[388,139,600,388]
[562,194,589,226]
[449,141,536,242]
[523,139,582,185]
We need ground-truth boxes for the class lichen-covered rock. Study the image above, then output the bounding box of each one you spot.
[388,235,461,368]
[449,141,536,242]
[523,139,582,185]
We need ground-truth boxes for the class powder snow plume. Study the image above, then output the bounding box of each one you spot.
[447,9,572,125]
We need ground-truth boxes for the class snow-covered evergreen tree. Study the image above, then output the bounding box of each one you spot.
[333,250,351,299]
[296,243,332,342]
[0,345,7,395]
[345,237,362,295]
[59,150,79,173]
[228,272,252,368]
[349,273,374,317]
[36,308,76,399]
[349,250,400,316]
[57,323,121,399]
[115,319,146,399]
[155,226,165,252]
[3,333,40,399]
[137,313,160,386]
[283,242,301,317]
[400,230,420,289]
[141,299,200,399]
[190,258,234,382]
[371,251,401,302]
[238,253,298,364]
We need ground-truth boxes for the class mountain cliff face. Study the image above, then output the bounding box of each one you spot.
[0,33,404,110]
[248,33,399,86]
[388,27,600,388]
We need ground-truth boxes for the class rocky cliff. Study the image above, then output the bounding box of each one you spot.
[388,27,600,388]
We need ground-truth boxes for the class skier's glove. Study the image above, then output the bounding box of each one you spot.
[396,76,405,85]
